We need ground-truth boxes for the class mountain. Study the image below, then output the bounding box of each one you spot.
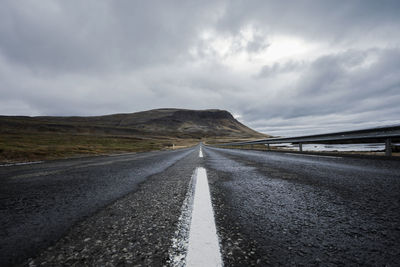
[0,108,267,139]
[0,108,269,162]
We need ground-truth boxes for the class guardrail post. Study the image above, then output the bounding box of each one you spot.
[299,143,303,152]
[385,138,392,156]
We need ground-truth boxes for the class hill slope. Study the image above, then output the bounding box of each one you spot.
[0,109,267,162]
[0,108,266,139]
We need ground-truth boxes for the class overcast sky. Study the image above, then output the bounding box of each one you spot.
[1,0,399,136]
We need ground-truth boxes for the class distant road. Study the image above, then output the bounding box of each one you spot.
[1,145,399,266]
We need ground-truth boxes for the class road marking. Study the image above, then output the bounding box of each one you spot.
[107,152,137,157]
[168,167,222,267]
[284,153,342,159]
[186,167,222,267]
[199,148,203,158]
[0,161,43,167]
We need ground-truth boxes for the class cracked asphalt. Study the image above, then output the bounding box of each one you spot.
[1,144,399,266]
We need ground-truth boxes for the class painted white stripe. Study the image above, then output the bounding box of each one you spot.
[199,148,203,158]
[186,167,222,267]
[107,152,137,157]
[284,153,342,159]
[0,161,43,167]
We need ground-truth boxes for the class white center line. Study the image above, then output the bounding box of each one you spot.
[199,148,203,158]
[0,161,43,167]
[186,167,222,267]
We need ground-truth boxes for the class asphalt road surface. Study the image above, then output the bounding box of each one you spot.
[1,145,399,266]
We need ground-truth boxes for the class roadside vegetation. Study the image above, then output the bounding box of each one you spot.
[0,109,266,163]
[0,132,198,163]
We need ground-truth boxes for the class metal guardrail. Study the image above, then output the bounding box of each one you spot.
[216,125,400,156]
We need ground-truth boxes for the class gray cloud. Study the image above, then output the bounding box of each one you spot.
[217,0,400,43]
[0,0,399,136]
[257,60,304,78]
[242,47,400,134]
[0,0,222,74]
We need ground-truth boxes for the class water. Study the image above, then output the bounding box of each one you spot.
[268,143,387,152]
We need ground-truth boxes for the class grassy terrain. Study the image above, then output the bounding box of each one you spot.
[0,109,267,163]
[0,132,198,163]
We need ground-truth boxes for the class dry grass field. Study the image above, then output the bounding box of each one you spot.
[0,109,265,163]
[0,132,201,163]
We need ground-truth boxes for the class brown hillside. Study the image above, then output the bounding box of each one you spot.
[0,109,268,162]
[0,108,267,139]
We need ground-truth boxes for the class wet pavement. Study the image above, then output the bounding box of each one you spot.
[0,148,195,266]
[1,144,400,266]
[204,146,400,266]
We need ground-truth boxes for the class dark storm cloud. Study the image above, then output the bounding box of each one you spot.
[217,0,400,42]
[242,47,400,135]
[0,0,220,73]
[258,49,399,114]
[0,0,399,135]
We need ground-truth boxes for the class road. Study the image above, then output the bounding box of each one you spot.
[1,145,399,266]
[205,146,400,266]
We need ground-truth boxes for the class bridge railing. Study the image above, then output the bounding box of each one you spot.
[216,125,400,156]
